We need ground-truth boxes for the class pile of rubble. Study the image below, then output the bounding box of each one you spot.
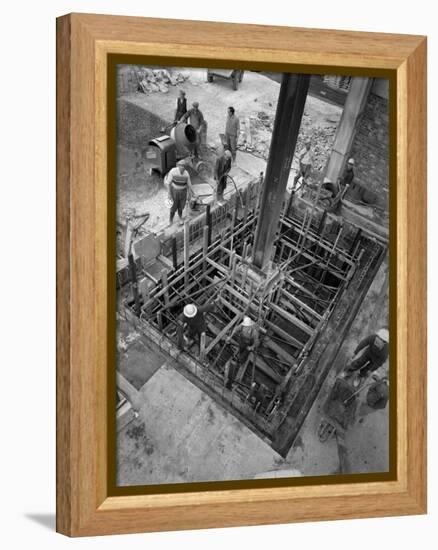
[237,110,338,177]
[137,68,189,94]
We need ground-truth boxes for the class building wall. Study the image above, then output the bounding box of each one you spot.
[347,85,389,209]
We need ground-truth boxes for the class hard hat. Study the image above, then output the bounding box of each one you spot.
[176,159,186,167]
[164,197,174,208]
[348,158,355,165]
[323,177,332,183]
[242,316,253,327]
[192,101,199,108]
[377,328,389,342]
[183,304,198,318]
[224,150,232,158]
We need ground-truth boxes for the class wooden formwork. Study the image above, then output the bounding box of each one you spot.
[121,192,387,453]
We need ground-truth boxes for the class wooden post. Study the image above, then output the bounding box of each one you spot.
[184,220,190,289]
[171,236,178,270]
[128,253,141,316]
[206,203,212,246]
[161,270,170,307]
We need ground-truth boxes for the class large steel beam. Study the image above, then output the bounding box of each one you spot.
[252,73,310,270]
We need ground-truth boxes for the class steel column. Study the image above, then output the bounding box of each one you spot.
[252,73,310,270]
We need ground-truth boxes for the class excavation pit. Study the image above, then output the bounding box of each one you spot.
[120,189,387,457]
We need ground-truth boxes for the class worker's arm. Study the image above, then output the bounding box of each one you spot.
[354,335,374,354]
[236,117,240,136]
[179,110,190,123]
[185,171,197,198]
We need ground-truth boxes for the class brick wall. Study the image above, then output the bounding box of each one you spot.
[348,91,389,209]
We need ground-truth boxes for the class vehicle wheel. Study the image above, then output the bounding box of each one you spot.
[207,72,213,83]
[239,71,244,83]
[232,73,238,90]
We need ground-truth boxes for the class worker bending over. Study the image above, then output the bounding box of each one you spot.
[177,302,216,350]
[228,316,259,364]
[215,149,232,202]
[166,160,197,225]
[344,328,389,382]
[180,101,205,159]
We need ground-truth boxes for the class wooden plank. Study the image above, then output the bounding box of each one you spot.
[264,336,297,365]
[264,319,305,350]
[270,302,314,337]
[281,287,322,320]
[254,355,282,384]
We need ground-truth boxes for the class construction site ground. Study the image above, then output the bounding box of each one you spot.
[117,69,341,236]
[116,258,389,485]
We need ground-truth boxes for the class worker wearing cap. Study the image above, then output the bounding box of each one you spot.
[174,89,187,123]
[165,160,197,225]
[340,158,355,187]
[345,328,389,379]
[293,141,314,190]
[177,302,216,349]
[215,149,232,202]
[224,107,240,162]
[228,316,259,364]
[180,101,205,159]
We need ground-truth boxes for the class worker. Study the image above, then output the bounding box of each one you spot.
[215,149,232,202]
[293,141,313,190]
[340,158,355,187]
[366,375,389,410]
[344,328,389,381]
[177,302,216,350]
[228,316,259,364]
[180,101,205,159]
[165,160,197,225]
[224,106,240,162]
[174,89,187,123]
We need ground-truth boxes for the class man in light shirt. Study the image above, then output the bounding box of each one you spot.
[224,106,240,162]
[293,141,313,189]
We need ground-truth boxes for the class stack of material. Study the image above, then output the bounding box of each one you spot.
[138,68,189,94]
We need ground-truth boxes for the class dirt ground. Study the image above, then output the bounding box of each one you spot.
[116,69,342,237]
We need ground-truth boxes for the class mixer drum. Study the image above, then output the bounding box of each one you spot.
[171,122,197,157]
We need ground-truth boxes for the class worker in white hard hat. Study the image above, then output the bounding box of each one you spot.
[344,328,389,381]
[177,301,216,350]
[165,159,197,225]
[227,315,259,364]
[339,157,355,188]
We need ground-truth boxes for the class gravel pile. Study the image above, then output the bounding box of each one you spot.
[138,68,189,94]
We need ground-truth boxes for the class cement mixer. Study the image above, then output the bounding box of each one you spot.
[146,122,198,176]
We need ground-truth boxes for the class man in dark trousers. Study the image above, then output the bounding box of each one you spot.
[224,106,240,162]
[180,101,205,159]
[228,316,259,364]
[165,160,197,225]
[340,157,355,187]
[174,89,187,123]
[215,149,232,202]
[344,328,389,380]
[177,302,216,350]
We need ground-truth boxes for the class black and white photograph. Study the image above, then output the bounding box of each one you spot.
[115,64,390,487]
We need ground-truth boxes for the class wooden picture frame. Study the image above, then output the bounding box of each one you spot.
[56,13,427,536]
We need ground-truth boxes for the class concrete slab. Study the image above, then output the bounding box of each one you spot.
[117,363,286,486]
